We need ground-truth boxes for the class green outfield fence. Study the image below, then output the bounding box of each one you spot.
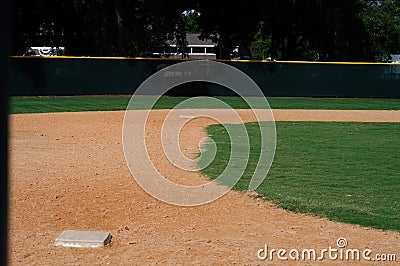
[9,56,400,98]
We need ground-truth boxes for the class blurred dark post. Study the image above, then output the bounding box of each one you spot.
[0,0,11,264]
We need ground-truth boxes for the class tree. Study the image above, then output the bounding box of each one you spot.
[195,0,261,59]
[250,21,271,60]
[315,0,369,61]
[361,0,400,61]
[13,0,189,56]
[184,10,201,34]
[13,0,400,60]
[254,0,369,61]
[191,0,372,60]
[13,0,80,55]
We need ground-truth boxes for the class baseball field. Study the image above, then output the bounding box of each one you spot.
[8,96,400,264]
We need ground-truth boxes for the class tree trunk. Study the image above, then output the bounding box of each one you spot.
[115,0,125,56]
[217,33,233,60]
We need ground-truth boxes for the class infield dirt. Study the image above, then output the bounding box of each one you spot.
[9,110,400,265]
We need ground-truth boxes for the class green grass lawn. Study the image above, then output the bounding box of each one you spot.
[200,122,400,231]
[10,96,400,114]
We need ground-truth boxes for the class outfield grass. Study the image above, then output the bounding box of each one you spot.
[201,122,400,231]
[10,96,400,114]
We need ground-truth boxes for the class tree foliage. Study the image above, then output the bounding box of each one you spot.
[184,11,201,34]
[250,21,272,60]
[195,0,260,59]
[361,0,400,61]
[12,0,400,61]
[13,0,189,56]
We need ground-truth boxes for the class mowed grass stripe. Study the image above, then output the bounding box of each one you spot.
[10,96,400,114]
[201,122,400,231]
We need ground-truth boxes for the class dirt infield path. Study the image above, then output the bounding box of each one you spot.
[9,110,400,265]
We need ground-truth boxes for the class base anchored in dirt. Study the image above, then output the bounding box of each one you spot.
[54,230,112,248]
